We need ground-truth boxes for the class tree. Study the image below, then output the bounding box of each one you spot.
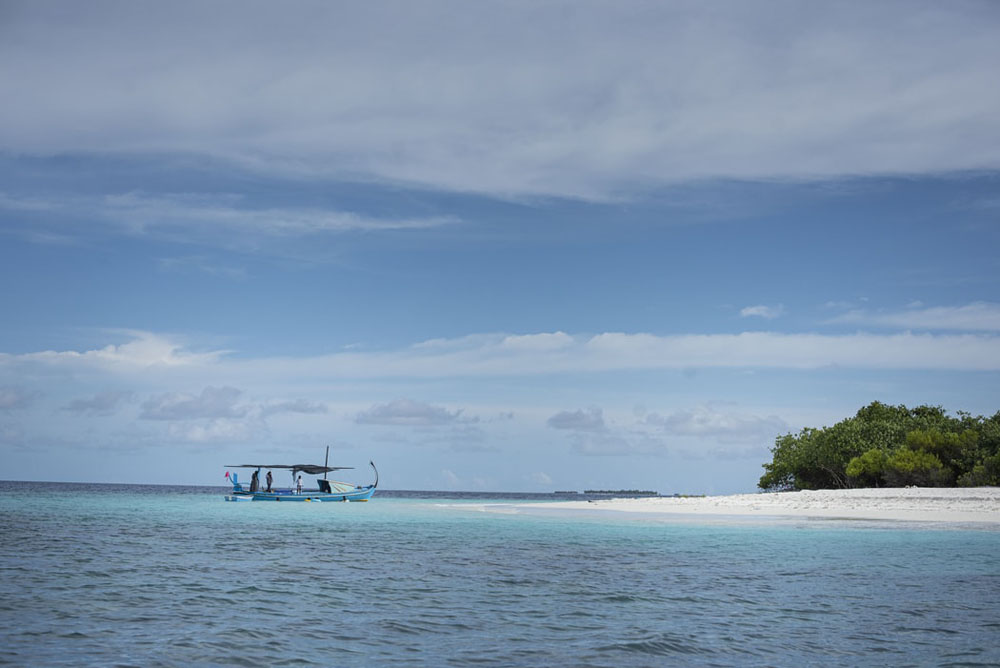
[958,453,1000,487]
[883,448,950,487]
[905,429,977,479]
[758,432,800,491]
[758,402,998,490]
[846,449,888,487]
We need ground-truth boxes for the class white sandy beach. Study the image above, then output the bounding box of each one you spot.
[537,487,1000,523]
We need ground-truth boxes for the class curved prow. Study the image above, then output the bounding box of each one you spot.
[370,460,379,488]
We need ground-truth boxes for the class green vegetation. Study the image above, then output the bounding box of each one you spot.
[758,402,1000,491]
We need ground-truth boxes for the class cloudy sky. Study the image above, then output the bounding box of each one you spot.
[1,0,999,493]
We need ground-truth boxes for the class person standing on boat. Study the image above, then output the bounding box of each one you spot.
[250,469,259,493]
[265,470,273,493]
[296,475,303,494]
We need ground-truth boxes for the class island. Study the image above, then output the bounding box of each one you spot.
[584,489,658,496]
[758,401,999,491]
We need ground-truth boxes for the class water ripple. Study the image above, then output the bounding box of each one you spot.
[1,482,999,667]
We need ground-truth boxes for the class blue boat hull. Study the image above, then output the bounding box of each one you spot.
[224,485,376,502]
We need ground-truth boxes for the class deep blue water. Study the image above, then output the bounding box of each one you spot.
[1,482,998,667]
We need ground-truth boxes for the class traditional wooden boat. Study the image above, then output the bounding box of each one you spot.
[224,455,378,502]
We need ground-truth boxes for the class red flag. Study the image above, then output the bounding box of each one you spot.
[225,471,230,478]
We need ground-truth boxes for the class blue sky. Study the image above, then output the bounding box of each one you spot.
[1,1,999,493]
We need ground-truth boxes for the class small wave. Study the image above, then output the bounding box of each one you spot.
[599,633,708,657]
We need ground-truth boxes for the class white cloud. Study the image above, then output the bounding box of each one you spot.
[138,387,327,443]
[62,391,133,416]
[499,332,574,352]
[8,330,225,369]
[568,431,645,457]
[99,192,456,234]
[577,331,1000,372]
[0,387,38,411]
[5,330,1000,385]
[355,399,469,426]
[167,418,259,444]
[829,302,1000,332]
[2,3,998,198]
[645,405,787,444]
[546,405,667,456]
[141,386,247,420]
[740,304,785,320]
[135,386,325,437]
[260,399,328,418]
[0,191,456,246]
[277,330,1000,378]
[555,404,786,458]
[547,407,605,432]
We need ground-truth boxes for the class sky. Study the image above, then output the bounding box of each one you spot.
[1,0,999,493]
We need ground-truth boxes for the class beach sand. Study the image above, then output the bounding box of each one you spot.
[533,487,1000,523]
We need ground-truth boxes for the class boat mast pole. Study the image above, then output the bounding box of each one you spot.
[324,446,329,480]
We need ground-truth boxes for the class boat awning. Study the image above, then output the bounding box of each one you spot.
[224,464,354,475]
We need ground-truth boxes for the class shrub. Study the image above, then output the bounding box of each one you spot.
[957,453,1000,487]
[758,403,999,490]
[846,449,888,487]
[883,448,951,487]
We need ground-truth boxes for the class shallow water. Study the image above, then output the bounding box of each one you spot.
[1,482,998,666]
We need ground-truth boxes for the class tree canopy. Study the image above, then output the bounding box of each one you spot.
[758,402,1000,491]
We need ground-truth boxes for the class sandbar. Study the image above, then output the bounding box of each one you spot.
[530,487,1000,524]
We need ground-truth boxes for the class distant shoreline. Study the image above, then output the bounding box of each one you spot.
[582,489,658,496]
[525,487,1000,524]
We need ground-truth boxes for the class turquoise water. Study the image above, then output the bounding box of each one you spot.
[1,483,998,667]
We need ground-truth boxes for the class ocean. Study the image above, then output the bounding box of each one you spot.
[1,482,998,667]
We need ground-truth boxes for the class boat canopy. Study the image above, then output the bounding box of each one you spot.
[224,464,353,476]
